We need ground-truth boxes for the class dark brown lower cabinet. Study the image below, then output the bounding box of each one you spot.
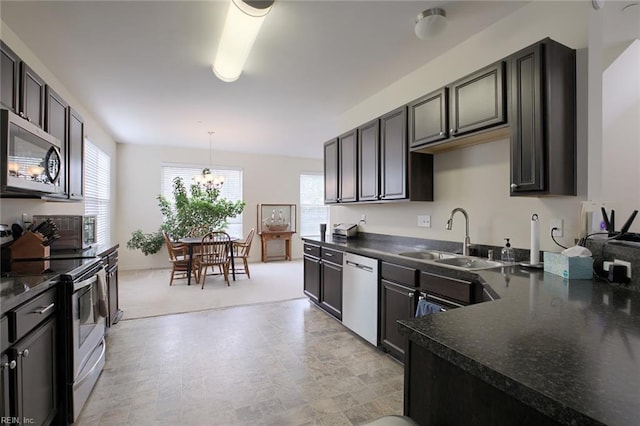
[12,318,57,426]
[380,280,415,363]
[320,260,342,320]
[0,353,11,419]
[404,340,561,425]
[303,254,321,303]
[102,246,122,327]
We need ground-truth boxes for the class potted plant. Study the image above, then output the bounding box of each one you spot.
[126,176,246,255]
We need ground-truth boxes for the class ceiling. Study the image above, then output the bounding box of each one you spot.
[0,1,637,159]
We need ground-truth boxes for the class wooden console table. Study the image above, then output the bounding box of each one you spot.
[260,231,295,262]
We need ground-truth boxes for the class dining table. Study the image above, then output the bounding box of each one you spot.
[179,236,238,286]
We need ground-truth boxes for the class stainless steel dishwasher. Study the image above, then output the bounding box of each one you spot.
[342,252,379,346]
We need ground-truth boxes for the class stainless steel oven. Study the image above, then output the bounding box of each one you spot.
[60,259,106,423]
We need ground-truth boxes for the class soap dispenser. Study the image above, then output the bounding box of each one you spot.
[501,238,515,262]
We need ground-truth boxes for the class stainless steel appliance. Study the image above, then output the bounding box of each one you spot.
[1,109,62,195]
[332,223,358,238]
[59,259,106,423]
[342,253,379,346]
[32,215,97,250]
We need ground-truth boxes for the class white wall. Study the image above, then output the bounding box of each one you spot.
[117,144,322,270]
[0,22,118,242]
[602,40,640,232]
[331,1,590,253]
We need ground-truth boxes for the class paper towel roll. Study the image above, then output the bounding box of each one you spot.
[530,214,540,265]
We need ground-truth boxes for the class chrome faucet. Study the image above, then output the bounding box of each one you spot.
[446,207,471,256]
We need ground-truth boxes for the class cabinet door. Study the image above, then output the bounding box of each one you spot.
[19,62,46,128]
[380,106,408,200]
[323,139,338,204]
[408,88,448,148]
[13,318,57,426]
[68,107,84,199]
[449,61,506,137]
[303,256,320,303]
[381,280,415,362]
[510,44,544,193]
[45,86,69,197]
[1,41,20,113]
[509,39,576,196]
[0,353,13,419]
[107,264,119,327]
[358,119,379,201]
[338,129,357,203]
[320,261,342,320]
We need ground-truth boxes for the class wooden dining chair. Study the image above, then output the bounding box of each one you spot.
[162,231,198,285]
[232,228,255,279]
[194,231,231,289]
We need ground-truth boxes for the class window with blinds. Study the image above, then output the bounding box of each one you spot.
[160,164,244,238]
[84,139,111,244]
[300,173,329,237]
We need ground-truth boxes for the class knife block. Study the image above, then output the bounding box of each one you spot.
[10,231,50,259]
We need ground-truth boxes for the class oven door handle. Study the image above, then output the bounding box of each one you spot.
[75,337,106,388]
[73,268,103,292]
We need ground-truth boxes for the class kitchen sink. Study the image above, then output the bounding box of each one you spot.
[434,256,504,270]
[397,250,504,271]
[398,250,458,260]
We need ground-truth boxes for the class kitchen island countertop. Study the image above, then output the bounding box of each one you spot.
[303,234,640,425]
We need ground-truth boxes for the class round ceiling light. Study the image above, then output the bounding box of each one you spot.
[414,8,447,40]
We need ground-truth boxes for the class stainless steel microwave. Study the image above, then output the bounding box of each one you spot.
[33,215,97,250]
[1,108,63,195]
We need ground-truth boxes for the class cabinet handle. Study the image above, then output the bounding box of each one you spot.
[408,292,414,297]
[439,131,444,136]
[34,303,55,314]
[325,253,333,257]
[450,128,454,134]
[510,183,519,191]
[2,360,16,370]
[19,349,29,358]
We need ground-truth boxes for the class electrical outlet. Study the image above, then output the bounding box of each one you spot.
[417,215,431,228]
[614,259,632,279]
[360,214,367,224]
[550,218,564,237]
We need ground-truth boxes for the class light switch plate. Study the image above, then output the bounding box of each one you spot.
[417,215,431,228]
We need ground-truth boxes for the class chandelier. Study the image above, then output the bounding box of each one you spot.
[193,131,225,190]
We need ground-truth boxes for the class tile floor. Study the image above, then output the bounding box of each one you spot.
[77,298,404,425]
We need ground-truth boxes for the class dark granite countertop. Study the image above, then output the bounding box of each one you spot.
[303,234,640,426]
[0,243,119,315]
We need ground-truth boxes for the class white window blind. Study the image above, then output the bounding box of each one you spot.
[84,139,111,244]
[300,173,329,237]
[161,164,243,238]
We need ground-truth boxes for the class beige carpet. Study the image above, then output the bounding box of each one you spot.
[118,260,305,320]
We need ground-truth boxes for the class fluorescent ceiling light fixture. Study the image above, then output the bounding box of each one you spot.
[414,8,447,40]
[213,0,274,82]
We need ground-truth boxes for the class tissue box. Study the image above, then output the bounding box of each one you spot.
[543,252,593,279]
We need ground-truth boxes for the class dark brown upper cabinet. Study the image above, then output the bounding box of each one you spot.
[380,107,408,200]
[68,108,85,200]
[448,61,507,137]
[323,138,339,204]
[408,88,448,148]
[1,41,20,113]
[357,118,380,202]
[509,38,576,196]
[338,129,358,203]
[45,86,69,197]
[20,62,46,128]
[380,106,433,202]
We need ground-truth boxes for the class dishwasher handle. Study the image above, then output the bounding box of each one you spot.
[345,260,373,273]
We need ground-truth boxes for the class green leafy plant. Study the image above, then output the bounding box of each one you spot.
[126,176,246,255]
